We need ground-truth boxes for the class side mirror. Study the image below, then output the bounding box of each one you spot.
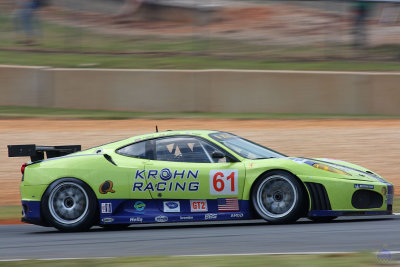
[211,151,225,159]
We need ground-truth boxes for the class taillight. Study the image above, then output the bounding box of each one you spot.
[21,163,27,175]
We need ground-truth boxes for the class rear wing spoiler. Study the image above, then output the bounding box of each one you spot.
[7,144,81,162]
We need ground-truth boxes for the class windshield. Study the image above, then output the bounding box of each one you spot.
[209,132,286,160]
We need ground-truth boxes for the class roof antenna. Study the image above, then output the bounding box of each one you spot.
[156,125,158,133]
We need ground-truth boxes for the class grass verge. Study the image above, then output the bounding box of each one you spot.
[0,253,383,266]
[0,205,21,221]
[4,50,400,70]
[2,13,400,70]
[2,106,400,120]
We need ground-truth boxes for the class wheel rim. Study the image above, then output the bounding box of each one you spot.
[48,182,89,225]
[256,175,298,218]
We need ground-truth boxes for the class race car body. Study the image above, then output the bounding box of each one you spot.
[8,130,394,231]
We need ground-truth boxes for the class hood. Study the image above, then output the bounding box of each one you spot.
[290,157,387,183]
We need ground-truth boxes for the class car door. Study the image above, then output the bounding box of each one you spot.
[113,140,153,200]
[142,136,246,200]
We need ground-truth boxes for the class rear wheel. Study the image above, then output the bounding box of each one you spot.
[252,171,306,224]
[41,178,98,232]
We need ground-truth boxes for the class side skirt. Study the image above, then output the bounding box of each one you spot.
[98,199,254,225]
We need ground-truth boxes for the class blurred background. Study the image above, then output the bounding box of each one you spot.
[1,0,400,69]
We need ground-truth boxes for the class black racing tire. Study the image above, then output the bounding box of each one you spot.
[308,216,337,223]
[41,178,98,232]
[251,170,306,224]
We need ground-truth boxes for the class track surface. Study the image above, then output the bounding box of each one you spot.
[0,216,399,260]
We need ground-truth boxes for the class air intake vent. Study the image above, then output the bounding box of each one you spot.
[305,182,331,210]
[352,190,383,209]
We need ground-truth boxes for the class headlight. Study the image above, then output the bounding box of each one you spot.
[312,163,351,176]
[382,187,387,195]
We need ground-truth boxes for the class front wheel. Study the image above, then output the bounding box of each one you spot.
[251,171,306,224]
[41,178,98,232]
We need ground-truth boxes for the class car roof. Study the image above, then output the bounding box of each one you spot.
[125,130,222,142]
[87,130,225,151]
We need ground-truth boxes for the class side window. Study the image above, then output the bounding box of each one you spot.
[117,141,148,159]
[155,136,230,163]
[201,142,228,163]
[155,137,210,163]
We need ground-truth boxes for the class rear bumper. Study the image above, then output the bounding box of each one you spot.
[21,200,49,226]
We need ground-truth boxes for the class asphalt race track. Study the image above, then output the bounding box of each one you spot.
[0,216,399,260]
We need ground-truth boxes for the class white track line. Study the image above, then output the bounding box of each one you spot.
[0,259,27,262]
[176,251,400,257]
[0,257,113,262]
[175,252,357,257]
[1,252,400,261]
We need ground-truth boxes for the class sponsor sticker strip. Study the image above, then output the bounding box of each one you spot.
[217,198,239,211]
[190,200,208,212]
[155,215,168,223]
[101,203,112,214]
[354,184,374,189]
[163,201,180,213]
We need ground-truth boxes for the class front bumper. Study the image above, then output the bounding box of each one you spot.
[305,180,394,217]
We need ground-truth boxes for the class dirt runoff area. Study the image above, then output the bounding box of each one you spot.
[0,119,399,206]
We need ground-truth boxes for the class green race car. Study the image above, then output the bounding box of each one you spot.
[8,130,394,231]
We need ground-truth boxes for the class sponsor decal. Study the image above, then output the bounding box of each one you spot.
[205,213,217,220]
[377,249,392,262]
[101,217,114,223]
[129,217,143,223]
[101,203,112,214]
[209,169,238,195]
[230,213,244,218]
[134,201,146,211]
[163,201,180,213]
[354,184,374,189]
[155,215,168,223]
[213,133,233,140]
[135,169,199,180]
[289,158,308,164]
[218,198,239,211]
[133,169,200,192]
[289,157,315,166]
[99,180,115,194]
[180,216,194,220]
[190,200,208,212]
[132,181,200,192]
